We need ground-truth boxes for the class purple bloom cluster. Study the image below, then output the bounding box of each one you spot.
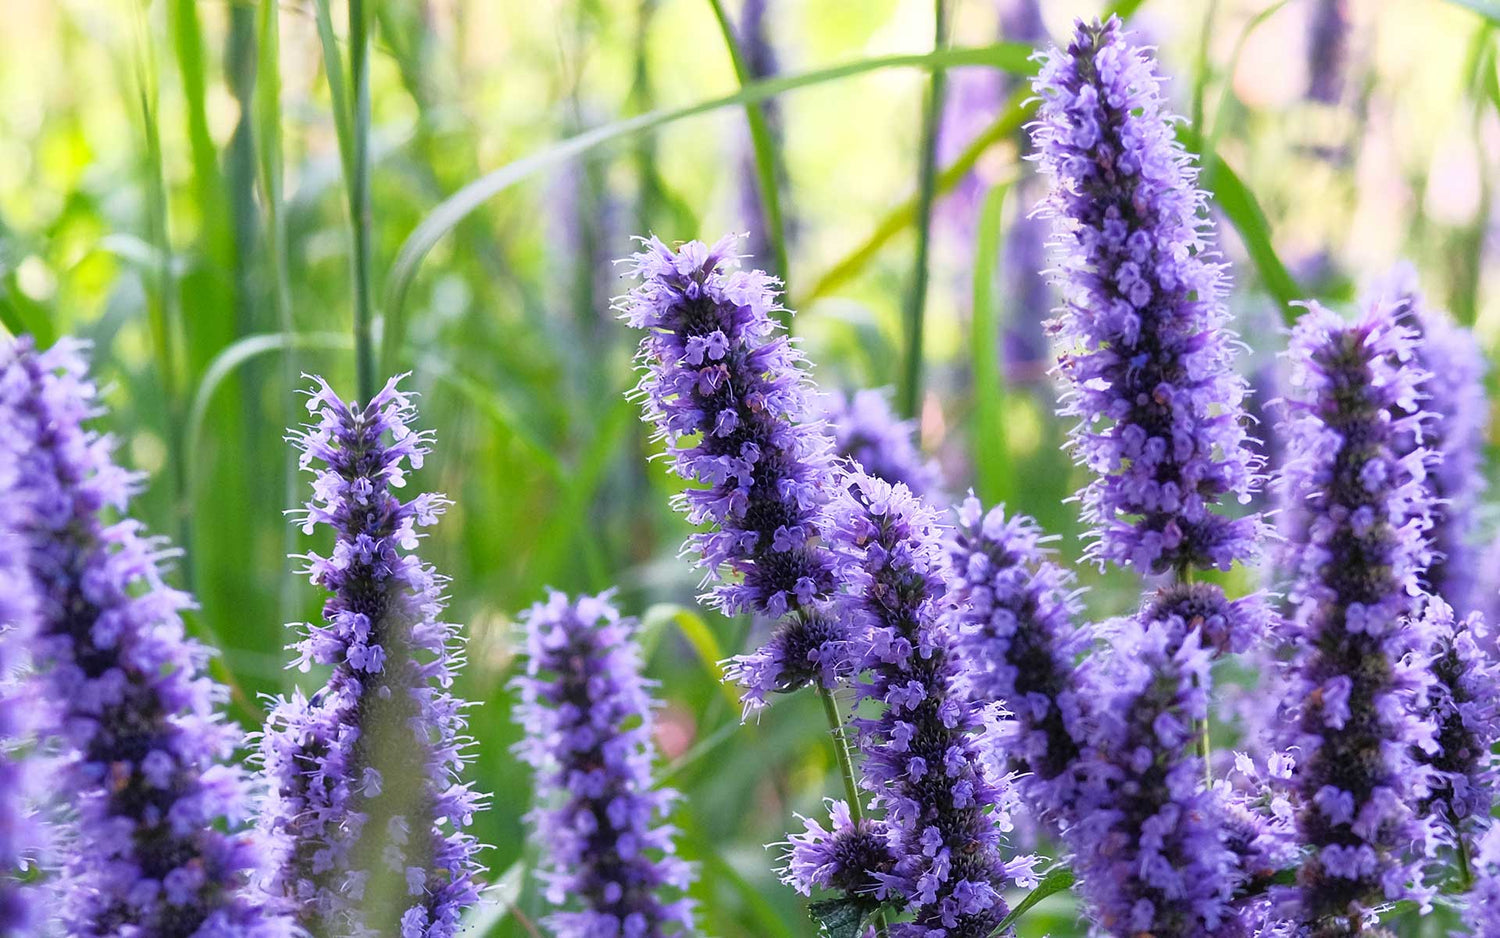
[1372,267,1488,611]
[1274,301,1441,926]
[1066,612,1247,937]
[781,799,896,901]
[833,472,1034,937]
[0,360,38,935]
[0,338,292,938]
[818,388,942,498]
[943,497,1088,817]
[1031,17,1265,575]
[1413,598,1500,841]
[513,591,696,938]
[256,376,482,938]
[619,236,847,710]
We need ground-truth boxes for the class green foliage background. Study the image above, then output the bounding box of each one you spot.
[3,0,1499,934]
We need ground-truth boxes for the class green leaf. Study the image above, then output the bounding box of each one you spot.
[1180,127,1304,322]
[380,41,1037,364]
[994,866,1076,934]
[807,896,879,938]
[970,180,1013,506]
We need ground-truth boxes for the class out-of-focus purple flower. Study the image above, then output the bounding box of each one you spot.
[1306,0,1351,105]
[514,591,696,938]
[943,496,1088,818]
[1370,266,1488,611]
[1031,17,1266,576]
[0,382,38,935]
[619,235,850,711]
[1,338,293,938]
[780,799,895,900]
[818,388,941,498]
[1273,301,1441,926]
[832,472,1034,937]
[1466,824,1500,937]
[1412,597,1499,843]
[256,375,483,938]
[1066,613,1246,936]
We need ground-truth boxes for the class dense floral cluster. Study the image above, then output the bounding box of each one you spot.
[256,376,482,938]
[1066,611,1246,936]
[1,338,292,938]
[1414,598,1500,843]
[781,799,895,901]
[1274,301,1441,927]
[818,388,941,497]
[1371,267,1487,610]
[514,591,697,938]
[832,473,1034,937]
[1031,16,1265,575]
[0,363,37,935]
[943,497,1087,818]
[619,236,848,710]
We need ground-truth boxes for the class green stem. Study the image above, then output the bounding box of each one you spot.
[1457,827,1475,892]
[349,0,376,402]
[899,0,949,419]
[818,685,889,938]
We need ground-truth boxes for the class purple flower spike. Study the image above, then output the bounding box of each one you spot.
[1371,266,1488,611]
[833,472,1034,937]
[1067,614,1244,937]
[0,338,293,938]
[256,375,483,938]
[513,591,697,938]
[943,496,1089,818]
[1413,598,1500,844]
[0,380,38,935]
[818,388,942,498]
[780,800,895,900]
[1274,300,1442,927]
[1031,17,1266,576]
[619,235,851,711]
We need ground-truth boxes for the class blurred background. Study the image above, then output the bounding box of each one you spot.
[2,0,1497,934]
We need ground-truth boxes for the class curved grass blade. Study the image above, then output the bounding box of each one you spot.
[380,41,1036,366]
[461,859,527,937]
[993,866,1076,934]
[970,180,1014,505]
[707,0,790,294]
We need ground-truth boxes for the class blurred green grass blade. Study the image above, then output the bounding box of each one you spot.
[707,0,790,294]
[380,41,1035,363]
[347,0,375,400]
[899,0,949,419]
[1105,0,1150,17]
[691,838,798,938]
[0,275,54,345]
[799,84,1034,307]
[530,396,636,587]
[1444,0,1500,25]
[461,859,526,937]
[1181,127,1304,321]
[185,331,354,487]
[970,181,1013,506]
[427,363,566,482]
[312,0,355,186]
[995,867,1076,933]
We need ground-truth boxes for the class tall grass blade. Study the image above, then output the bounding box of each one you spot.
[379,42,1036,363]
[898,0,949,419]
[970,181,1013,505]
[707,0,790,295]
[348,0,375,400]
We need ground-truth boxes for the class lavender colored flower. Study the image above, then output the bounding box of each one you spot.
[1274,301,1442,927]
[1066,613,1246,937]
[1465,824,1500,937]
[833,472,1035,937]
[514,591,696,938]
[1031,17,1266,575]
[780,800,895,901]
[619,235,849,710]
[0,338,292,938]
[1371,266,1488,610]
[819,388,941,497]
[256,375,483,938]
[943,497,1088,817]
[0,389,38,935]
[1412,597,1499,840]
